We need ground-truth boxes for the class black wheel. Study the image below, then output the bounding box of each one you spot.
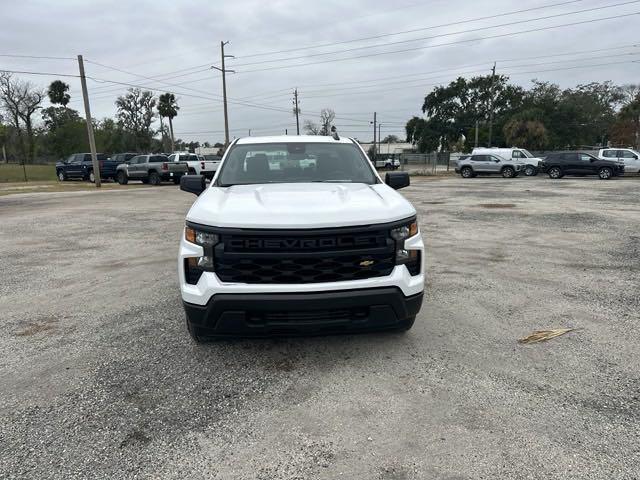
[501,166,515,178]
[188,168,196,175]
[524,165,537,176]
[149,171,161,185]
[548,167,563,179]
[116,171,128,185]
[461,166,474,178]
[88,170,95,183]
[173,176,181,185]
[598,167,612,180]
[397,316,416,332]
[141,178,149,184]
[57,170,67,182]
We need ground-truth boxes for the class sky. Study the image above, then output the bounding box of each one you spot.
[1,0,639,145]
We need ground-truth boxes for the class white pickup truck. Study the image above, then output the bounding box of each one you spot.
[375,157,401,170]
[598,148,640,174]
[176,135,425,341]
[168,152,218,179]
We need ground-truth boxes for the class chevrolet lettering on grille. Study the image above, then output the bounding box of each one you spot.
[227,236,382,250]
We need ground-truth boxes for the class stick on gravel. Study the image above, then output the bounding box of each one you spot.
[518,328,575,344]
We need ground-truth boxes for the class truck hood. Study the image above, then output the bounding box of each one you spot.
[186,182,416,229]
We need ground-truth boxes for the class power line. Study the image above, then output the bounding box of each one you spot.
[233,0,587,61]
[0,54,75,60]
[0,69,79,77]
[234,11,640,74]
[231,1,639,68]
[299,51,640,97]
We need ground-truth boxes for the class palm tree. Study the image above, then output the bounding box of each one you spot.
[158,93,179,152]
[47,80,70,107]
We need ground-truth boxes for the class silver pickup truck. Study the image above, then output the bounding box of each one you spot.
[116,154,189,185]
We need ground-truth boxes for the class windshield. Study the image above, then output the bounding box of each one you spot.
[521,149,534,158]
[216,142,377,186]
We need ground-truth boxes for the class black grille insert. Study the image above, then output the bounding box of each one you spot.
[214,227,396,284]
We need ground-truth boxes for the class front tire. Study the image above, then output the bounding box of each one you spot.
[502,166,515,178]
[149,171,161,185]
[57,170,66,182]
[173,176,181,185]
[88,170,95,183]
[461,166,474,178]
[548,167,563,179]
[524,165,537,176]
[116,171,128,185]
[598,167,612,180]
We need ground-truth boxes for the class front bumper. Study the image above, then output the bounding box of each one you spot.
[183,287,423,336]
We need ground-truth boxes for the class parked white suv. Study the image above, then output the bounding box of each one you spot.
[177,135,425,341]
[472,147,543,176]
[598,148,640,174]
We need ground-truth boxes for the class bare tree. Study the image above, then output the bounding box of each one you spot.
[319,108,335,135]
[0,72,44,165]
[303,119,320,135]
[619,84,640,106]
[304,108,336,135]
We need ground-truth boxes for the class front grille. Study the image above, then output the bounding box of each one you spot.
[214,227,396,284]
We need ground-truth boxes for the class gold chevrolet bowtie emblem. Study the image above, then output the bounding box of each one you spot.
[360,260,375,267]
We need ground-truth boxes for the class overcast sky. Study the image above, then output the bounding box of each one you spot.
[2,0,639,144]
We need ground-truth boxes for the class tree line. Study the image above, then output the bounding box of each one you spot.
[405,75,640,153]
[0,73,216,163]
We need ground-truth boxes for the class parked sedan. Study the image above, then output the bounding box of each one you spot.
[455,154,525,178]
[541,152,624,180]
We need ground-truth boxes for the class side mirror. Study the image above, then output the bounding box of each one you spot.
[180,174,206,195]
[385,171,410,190]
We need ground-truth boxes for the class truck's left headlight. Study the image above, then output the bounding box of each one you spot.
[390,219,420,275]
[184,226,219,283]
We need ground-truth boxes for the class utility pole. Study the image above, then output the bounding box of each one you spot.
[474,120,479,148]
[248,129,251,136]
[285,128,288,135]
[488,62,496,148]
[77,54,101,188]
[212,41,234,147]
[378,123,382,155]
[293,88,300,135]
[370,112,377,160]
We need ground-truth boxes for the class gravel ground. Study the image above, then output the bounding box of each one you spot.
[1,176,639,479]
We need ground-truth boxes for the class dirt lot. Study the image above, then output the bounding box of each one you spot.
[1,177,639,479]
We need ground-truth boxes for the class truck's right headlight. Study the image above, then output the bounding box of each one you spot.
[184,226,219,284]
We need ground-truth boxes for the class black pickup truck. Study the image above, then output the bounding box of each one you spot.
[56,153,121,182]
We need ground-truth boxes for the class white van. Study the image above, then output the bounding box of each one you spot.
[471,147,543,176]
